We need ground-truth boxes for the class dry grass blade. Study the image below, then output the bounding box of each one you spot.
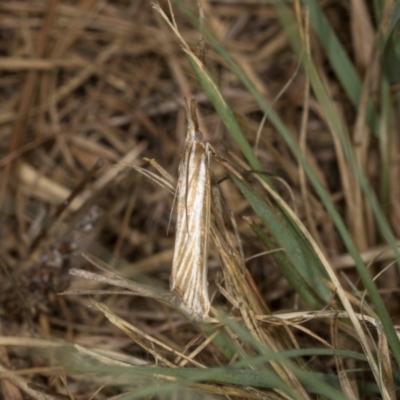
[330,315,359,399]
[67,254,216,323]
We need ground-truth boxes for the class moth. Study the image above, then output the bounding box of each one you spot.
[171,98,211,319]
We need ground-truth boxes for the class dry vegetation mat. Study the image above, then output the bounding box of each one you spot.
[1,0,400,399]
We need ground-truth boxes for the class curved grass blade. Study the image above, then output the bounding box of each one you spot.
[246,216,326,309]
[233,176,331,307]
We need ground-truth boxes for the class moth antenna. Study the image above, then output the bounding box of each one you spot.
[167,178,180,236]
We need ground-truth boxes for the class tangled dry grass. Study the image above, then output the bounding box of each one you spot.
[1,1,400,399]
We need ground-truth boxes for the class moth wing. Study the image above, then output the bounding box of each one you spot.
[171,141,211,318]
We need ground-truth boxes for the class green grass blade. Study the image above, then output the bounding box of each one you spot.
[70,342,371,399]
[232,175,332,306]
[382,3,400,84]
[185,55,266,179]
[299,0,379,133]
[300,0,361,106]
[247,217,327,309]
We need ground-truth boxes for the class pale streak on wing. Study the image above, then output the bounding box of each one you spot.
[171,103,211,318]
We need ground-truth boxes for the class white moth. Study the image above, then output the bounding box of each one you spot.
[171,98,211,319]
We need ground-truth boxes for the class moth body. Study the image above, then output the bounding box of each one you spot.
[171,99,211,319]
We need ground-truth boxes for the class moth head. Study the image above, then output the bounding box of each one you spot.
[184,97,200,134]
